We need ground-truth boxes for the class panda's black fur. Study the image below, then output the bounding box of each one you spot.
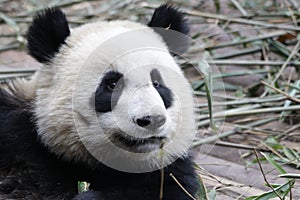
[27,8,70,63]
[0,4,199,200]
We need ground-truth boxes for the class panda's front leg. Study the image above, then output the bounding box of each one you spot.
[72,157,199,200]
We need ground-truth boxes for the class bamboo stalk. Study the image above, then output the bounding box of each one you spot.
[261,80,300,103]
[194,90,239,100]
[212,69,269,78]
[213,105,300,118]
[270,40,300,85]
[215,141,270,152]
[230,0,248,16]
[284,83,300,91]
[193,118,277,146]
[197,118,223,127]
[254,150,283,200]
[197,95,300,107]
[269,39,300,58]
[198,105,300,121]
[198,105,262,120]
[278,173,300,179]
[262,40,300,97]
[213,47,261,59]
[232,123,280,135]
[186,9,300,31]
[0,12,20,36]
[288,0,300,12]
[252,11,300,17]
[0,74,32,79]
[0,43,20,52]
[15,0,96,17]
[169,173,197,200]
[207,60,300,66]
[0,68,37,74]
[205,31,286,50]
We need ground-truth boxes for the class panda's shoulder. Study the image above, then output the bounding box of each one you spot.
[0,79,41,167]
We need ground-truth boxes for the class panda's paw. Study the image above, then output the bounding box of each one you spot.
[73,191,103,200]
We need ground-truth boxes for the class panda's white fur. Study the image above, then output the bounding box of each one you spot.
[1,74,38,101]
[33,20,195,172]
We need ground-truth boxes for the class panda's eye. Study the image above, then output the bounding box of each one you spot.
[107,81,117,91]
[153,80,161,88]
[101,71,123,92]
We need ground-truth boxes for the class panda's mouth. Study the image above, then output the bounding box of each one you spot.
[111,133,166,153]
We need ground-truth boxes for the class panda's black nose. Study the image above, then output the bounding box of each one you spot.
[136,115,166,130]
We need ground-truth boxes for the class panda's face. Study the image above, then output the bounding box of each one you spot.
[68,42,194,172]
[95,65,175,153]
[64,27,188,155]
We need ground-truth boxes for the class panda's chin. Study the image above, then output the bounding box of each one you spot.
[111,132,166,153]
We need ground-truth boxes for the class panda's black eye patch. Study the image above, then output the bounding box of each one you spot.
[95,71,124,113]
[103,71,123,92]
[150,68,173,109]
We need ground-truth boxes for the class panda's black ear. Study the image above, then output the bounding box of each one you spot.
[148,4,190,55]
[27,7,70,63]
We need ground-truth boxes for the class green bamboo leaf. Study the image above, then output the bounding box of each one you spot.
[198,57,216,130]
[213,0,220,13]
[192,80,205,90]
[283,147,299,161]
[196,175,209,200]
[261,152,286,174]
[207,189,216,200]
[245,182,291,200]
[264,136,282,150]
[77,181,90,193]
[244,197,256,200]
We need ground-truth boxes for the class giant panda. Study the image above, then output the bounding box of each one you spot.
[0,4,200,200]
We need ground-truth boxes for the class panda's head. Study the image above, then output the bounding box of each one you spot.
[29,4,195,172]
